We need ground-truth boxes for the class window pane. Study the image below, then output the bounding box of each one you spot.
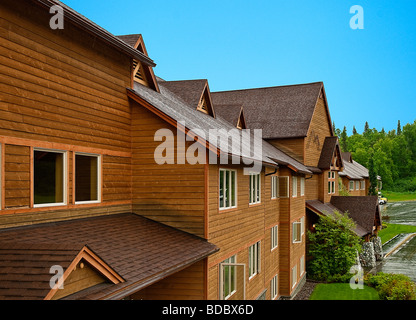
[328,181,331,194]
[249,175,252,203]
[75,154,98,202]
[225,171,230,208]
[219,171,224,208]
[34,151,64,204]
[256,174,260,202]
[231,171,236,207]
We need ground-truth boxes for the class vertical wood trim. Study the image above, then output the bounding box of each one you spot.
[29,146,34,208]
[1,144,4,210]
[204,161,209,239]
[72,152,76,205]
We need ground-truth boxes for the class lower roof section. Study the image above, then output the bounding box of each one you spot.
[0,213,218,300]
[306,196,381,237]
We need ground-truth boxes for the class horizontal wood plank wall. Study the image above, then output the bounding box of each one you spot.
[304,97,332,167]
[341,177,367,196]
[207,164,283,300]
[277,168,306,296]
[4,144,30,209]
[130,260,205,300]
[0,0,131,153]
[131,101,205,237]
[305,174,319,201]
[0,0,134,228]
[102,155,132,202]
[267,138,305,163]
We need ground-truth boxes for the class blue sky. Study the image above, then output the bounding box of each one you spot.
[63,0,416,134]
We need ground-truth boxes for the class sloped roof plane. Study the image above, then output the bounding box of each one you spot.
[0,213,218,300]
[128,81,312,174]
[211,82,330,139]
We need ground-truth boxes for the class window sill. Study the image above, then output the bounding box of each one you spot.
[33,202,67,208]
[248,202,261,207]
[219,206,238,213]
[75,200,101,205]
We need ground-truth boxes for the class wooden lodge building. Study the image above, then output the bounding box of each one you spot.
[0,0,381,300]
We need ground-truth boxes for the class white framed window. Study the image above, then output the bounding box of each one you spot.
[271,225,278,250]
[277,176,289,198]
[33,148,67,207]
[356,180,360,190]
[75,153,101,204]
[292,221,302,243]
[270,274,278,300]
[221,255,237,300]
[292,265,297,288]
[300,216,305,236]
[249,173,261,205]
[328,171,335,194]
[292,176,297,197]
[360,180,365,190]
[249,241,261,279]
[349,181,354,191]
[300,177,305,196]
[271,176,278,199]
[300,256,305,276]
[219,169,237,210]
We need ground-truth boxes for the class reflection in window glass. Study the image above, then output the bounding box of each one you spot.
[75,154,99,202]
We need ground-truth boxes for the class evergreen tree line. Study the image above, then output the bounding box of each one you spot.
[334,120,416,192]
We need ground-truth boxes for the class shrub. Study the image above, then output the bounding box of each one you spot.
[307,211,362,281]
[366,272,416,300]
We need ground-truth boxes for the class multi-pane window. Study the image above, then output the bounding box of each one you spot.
[34,149,66,206]
[328,171,335,194]
[249,173,261,204]
[292,265,297,288]
[270,275,278,300]
[361,180,365,190]
[349,181,354,191]
[300,256,305,276]
[271,176,277,199]
[219,169,237,210]
[300,177,305,196]
[75,153,100,203]
[271,225,278,250]
[356,181,360,190]
[249,241,261,279]
[293,220,302,243]
[292,176,297,197]
[221,255,237,300]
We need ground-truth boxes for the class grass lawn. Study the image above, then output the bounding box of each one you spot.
[378,223,416,244]
[309,283,379,300]
[382,191,416,202]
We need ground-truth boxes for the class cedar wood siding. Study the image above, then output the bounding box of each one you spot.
[130,260,206,300]
[341,176,369,196]
[207,164,280,300]
[304,97,332,167]
[130,100,206,238]
[0,0,132,227]
[278,167,306,296]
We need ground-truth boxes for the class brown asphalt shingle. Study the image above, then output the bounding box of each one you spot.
[211,82,324,139]
[0,213,218,300]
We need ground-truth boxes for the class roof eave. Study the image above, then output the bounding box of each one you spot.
[32,0,156,67]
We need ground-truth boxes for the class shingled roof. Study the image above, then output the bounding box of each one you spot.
[339,152,369,179]
[128,81,312,174]
[0,213,218,300]
[317,136,343,170]
[211,82,326,139]
[306,196,381,237]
